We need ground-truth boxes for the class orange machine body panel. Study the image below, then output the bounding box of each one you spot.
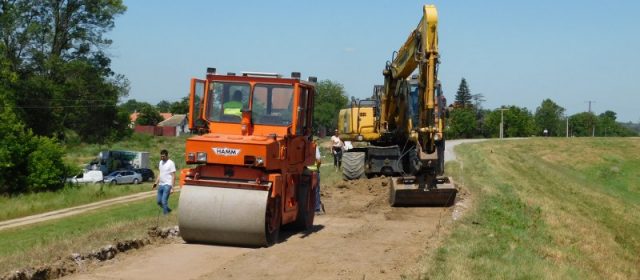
[184,71,317,228]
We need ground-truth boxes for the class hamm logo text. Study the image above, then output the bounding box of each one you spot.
[213,147,241,156]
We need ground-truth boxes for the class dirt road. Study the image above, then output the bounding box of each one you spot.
[63,141,475,280]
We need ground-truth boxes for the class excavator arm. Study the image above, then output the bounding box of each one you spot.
[381,4,443,154]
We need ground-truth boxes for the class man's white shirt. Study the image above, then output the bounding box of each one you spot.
[158,159,176,186]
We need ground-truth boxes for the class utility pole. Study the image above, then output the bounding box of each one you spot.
[566,115,569,138]
[586,100,596,137]
[499,108,508,139]
[585,100,595,113]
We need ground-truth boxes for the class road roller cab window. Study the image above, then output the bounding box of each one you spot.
[252,84,294,126]
[208,82,250,123]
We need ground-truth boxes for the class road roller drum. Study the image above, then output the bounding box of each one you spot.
[178,185,277,247]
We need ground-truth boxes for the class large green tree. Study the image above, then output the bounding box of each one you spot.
[569,112,596,137]
[314,80,348,132]
[170,95,190,114]
[447,108,476,139]
[483,106,536,138]
[534,99,565,136]
[594,111,636,137]
[119,99,151,114]
[454,78,472,108]
[1,0,128,142]
[156,100,171,112]
[136,104,163,126]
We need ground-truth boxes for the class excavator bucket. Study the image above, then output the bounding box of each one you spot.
[389,176,457,207]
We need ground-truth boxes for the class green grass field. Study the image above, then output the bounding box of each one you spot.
[0,133,188,222]
[424,138,640,279]
[0,183,151,222]
[0,195,179,274]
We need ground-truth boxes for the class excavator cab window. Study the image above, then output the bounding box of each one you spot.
[252,84,293,126]
[208,82,250,123]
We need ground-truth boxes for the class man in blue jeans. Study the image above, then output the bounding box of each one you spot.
[152,149,176,215]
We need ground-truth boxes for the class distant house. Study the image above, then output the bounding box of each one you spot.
[129,112,173,128]
[130,112,187,137]
[158,114,188,136]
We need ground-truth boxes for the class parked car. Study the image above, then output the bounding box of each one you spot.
[133,168,155,182]
[66,170,104,184]
[104,170,142,185]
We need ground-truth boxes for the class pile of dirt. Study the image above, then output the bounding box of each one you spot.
[1,226,180,280]
[322,176,390,217]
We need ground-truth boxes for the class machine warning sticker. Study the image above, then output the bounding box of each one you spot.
[213,147,241,156]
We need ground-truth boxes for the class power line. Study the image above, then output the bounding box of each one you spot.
[15,98,117,102]
[3,104,118,109]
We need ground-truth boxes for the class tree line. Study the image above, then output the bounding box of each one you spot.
[121,97,189,126]
[447,78,638,138]
[1,0,128,194]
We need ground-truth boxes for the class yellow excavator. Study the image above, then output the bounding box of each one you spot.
[338,4,456,206]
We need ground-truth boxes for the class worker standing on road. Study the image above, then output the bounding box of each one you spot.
[309,138,324,214]
[331,129,344,171]
[152,149,176,215]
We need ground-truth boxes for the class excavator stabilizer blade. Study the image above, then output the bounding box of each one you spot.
[389,177,457,207]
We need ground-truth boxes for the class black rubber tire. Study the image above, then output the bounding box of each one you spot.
[342,152,366,180]
[133,178,139,184]
[290,178,315,231]
[110,180,117,185]
[265,196,281,246]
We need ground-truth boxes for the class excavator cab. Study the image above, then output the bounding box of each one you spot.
[179,68,319,247]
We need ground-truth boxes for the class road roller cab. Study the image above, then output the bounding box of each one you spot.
[178,68,318,247]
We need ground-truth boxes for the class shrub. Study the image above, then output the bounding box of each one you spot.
[0,107,71,194]
[26,136,68,192]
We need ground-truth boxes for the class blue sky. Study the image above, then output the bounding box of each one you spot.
[109,0,640,122]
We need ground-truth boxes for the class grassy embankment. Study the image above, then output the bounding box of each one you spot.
[423,138,640,279]
[0,195,179,274]
[0,133,187,222]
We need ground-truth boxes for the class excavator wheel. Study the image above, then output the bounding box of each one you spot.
[342,152,366,180]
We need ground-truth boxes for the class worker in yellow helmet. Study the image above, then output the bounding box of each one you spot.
[223,90,243,117]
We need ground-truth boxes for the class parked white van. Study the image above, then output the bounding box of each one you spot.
[67,170,104,184]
